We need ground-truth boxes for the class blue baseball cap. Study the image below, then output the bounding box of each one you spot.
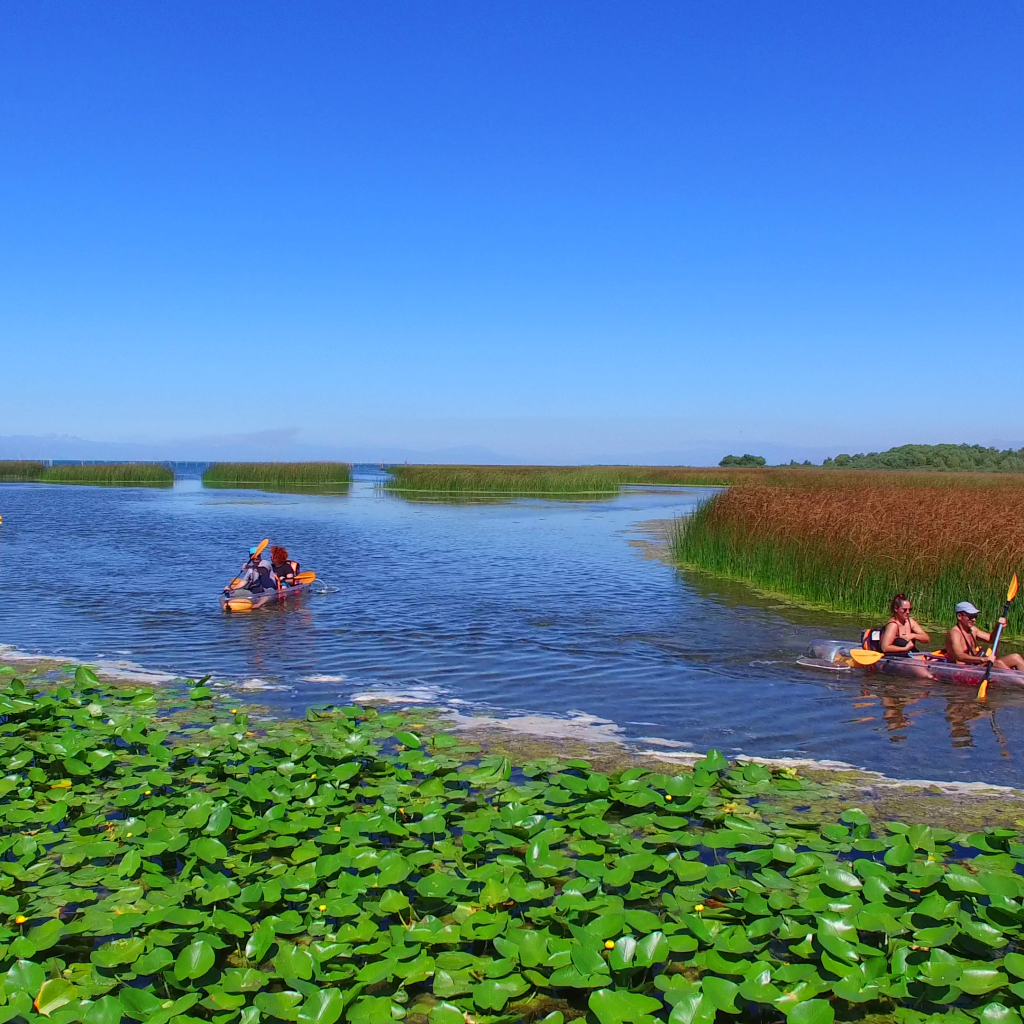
[249,546,258,556]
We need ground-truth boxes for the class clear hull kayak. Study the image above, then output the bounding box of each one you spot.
[220,583,310,614]
[799,640,1024,687]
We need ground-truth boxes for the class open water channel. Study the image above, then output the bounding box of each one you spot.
[1,468,1022,786]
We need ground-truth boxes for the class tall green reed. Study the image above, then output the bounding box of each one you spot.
[40,464,173,486]
[202,462,352,488]
[0,461,45,482]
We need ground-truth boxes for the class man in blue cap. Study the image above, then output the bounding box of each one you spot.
[945,600,1024,670]
[228,546,276,595]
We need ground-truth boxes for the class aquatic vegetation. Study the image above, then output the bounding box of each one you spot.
[383,465,1024,496]
[203,462,352,490]
[672,480,1024,637]
[40,464,173,486]
[2,669,1023,1024]
[384,465,625,495]
[0,462,45,482]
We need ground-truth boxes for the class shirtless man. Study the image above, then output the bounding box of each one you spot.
[945,601,1024,670]
[880,594,930,655]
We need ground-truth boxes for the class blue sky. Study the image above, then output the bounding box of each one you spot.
[2,1,1022,463]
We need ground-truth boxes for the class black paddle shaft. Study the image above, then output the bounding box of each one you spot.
[983,596,1014,682]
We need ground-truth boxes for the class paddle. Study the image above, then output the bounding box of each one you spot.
[228,539,271,589]
[849,648,884,666]
[978,573,1019,700]
[292,571,317,584]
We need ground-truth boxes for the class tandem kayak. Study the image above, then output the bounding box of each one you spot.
[221,582,311,614]
[799,640,1024,687]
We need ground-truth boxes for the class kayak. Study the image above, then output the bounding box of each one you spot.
[220,582,311,614]
[799,640,1024,687]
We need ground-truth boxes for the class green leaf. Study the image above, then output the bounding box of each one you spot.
[395,730,422,748]
[91,936,145,968]
[473,975,530,1011]
[430,1003,465,1024]
[379,888,410,913]
[961,968,1009,995]
[174,938,215,981]
[376,851,413,886]
[610,936,637,971]
[634,931,669,967]
[1004,953,1024,979]
[204,802,233,835]
[82,995,124,1024]
[33,978,77,1018]
[246,917,275,961]
[275,942,315,981]
[697,749,728,772]
[117,988,163,1018]
[348,996,395,1024]
[4,960,45,995]
[945,870,988,893]
[192,836,228,862]
[977,1004,1022,1024]
[298,989,345,1024]
[701,977,740,1013]
[254,990,303,1022]
[133,947,174,975]
[672,860,709,882]
[788,1000,835,1024]
[589,988,664,1024]
[27,918,64,951]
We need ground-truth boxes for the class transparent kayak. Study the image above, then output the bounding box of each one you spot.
[799,640,1024,687]
[220,583,310,614]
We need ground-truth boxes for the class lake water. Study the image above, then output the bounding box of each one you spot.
[1,469,1022,786]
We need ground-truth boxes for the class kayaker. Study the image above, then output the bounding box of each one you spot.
[228,546,275,594]
[945,601,1024,670]
[879,594,930,655]
[270,546,299,587]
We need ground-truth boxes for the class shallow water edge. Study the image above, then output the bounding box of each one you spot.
[3,644,1021,832]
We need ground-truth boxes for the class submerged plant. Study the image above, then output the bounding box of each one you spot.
[0,669,1020,1024]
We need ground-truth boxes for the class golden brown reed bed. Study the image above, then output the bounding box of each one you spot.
[672,474,1024,637]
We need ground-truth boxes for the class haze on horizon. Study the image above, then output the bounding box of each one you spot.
[1,1,1022,464]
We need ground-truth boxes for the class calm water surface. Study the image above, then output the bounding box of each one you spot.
[1,470,1022,785]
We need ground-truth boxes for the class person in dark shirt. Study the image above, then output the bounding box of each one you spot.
[270,546,299,587]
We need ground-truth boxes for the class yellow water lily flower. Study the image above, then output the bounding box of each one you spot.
[604,940,615,949]
[694,904,704,913]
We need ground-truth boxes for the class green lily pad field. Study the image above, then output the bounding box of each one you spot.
[0,668,1020,1024]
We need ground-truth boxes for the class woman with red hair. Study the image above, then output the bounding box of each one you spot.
[270,546,300,587]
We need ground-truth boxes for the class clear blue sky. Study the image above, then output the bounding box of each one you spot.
[2,1,1022,463]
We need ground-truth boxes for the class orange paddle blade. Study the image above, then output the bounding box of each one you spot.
[292,571,316,584]
[978,679,989,700]
[1009,574,1019,602]
[228,577,243,589]
[254,538,269,559]
[849,649,884,666]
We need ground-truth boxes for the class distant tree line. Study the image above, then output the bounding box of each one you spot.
[719,454,766,467]
[823,443,1024,472]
